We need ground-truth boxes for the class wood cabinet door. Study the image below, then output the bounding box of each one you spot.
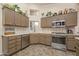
[8,47,17,54]
[21,15,29,27]
[16,36,21,50]
[53,15,65,20]
[3,8,15,26]
[46,17,52,28]
[15,12,21,26]
[76,39,79,56]
[40,34,52,45]
[41,17,47,28]
[66,38,76,51]
[65,12,77,26]
[30,34,40,44]
[26,17,29,27]
[41,17,52,28]
[21,15,25,27]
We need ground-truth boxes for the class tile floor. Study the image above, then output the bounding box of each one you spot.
[13,44,76,56]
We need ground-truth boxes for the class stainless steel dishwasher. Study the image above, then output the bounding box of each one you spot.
[22,34,29,49]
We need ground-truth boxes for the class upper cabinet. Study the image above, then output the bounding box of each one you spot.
[3,7,29,27]
[41,17,52,28]
[41,12,77,28]
[21,15,29,27]
[65,12,77,27]
[3,8,15,26]
[15,12,21,26]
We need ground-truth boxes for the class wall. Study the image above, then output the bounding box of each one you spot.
[38,3,78,33]
[0,4,3,55]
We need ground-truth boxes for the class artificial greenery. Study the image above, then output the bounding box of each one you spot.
[53,12,57,16]
[46,11,53,16]
[3,4,26,16]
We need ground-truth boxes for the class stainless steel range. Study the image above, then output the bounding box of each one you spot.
[51,32,66,51]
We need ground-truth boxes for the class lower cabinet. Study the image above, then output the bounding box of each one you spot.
[39,34,52,45]
[66,36,76,51]
[30,33,52,46]
[16,36,21,51]
[22,34,29,49]
[30,33,40,44]
[76,39,79,56]
[2,35,21,55]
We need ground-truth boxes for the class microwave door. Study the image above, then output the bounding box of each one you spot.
[56,22,61,26]
[62,22,65,25]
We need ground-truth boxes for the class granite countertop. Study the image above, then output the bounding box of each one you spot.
[52,34,79,36]
[30,32,52,34]
[2,32,79,38]
[2,33,29,37]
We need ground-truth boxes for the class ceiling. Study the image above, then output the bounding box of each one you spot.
[25,3,53,6]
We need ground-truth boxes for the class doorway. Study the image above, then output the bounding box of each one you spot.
[30,21,39,32]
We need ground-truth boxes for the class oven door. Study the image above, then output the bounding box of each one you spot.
[52,36,66,44]
[51,36,66,50]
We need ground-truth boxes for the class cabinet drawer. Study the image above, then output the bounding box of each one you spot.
[67,38,75,41]
[8,44,16,49]
[67,36,74,39]
[8,47,16,54]
[9,36,16,39]
[8,40,16,44]
[16,39,21,42]
[16,35,21,38]
[16,42,21,45]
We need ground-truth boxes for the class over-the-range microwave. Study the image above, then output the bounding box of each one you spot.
[52,20,65,28]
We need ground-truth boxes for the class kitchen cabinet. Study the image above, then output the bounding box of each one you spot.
[26,17,29,27]
[65,12,77,26]
[41,12,77,28]
[30,33,40,44]
[2,35,21,55]
[41,17,52,28]
[21,15,29,27]
[40,34,52,45]
[15,12,22,26]
[53,14,66,20]
[15,12,29,27]
[66,36,76,51]
[2,8,15,26]
[30,33,52,46]
[22,34,29,48]
[3,7,29,27]
[16,35,21,51]
[76,39,79,56]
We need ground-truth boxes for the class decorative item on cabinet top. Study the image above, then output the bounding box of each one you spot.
[46,11,53,16]
[2,4,26,16]
[41,8,77,17]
